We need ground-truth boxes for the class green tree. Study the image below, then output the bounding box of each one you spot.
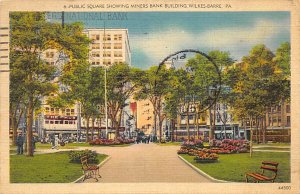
[134,65,171,142]
[227,44,289,156]
[58,60,105,142]
[106,63,143,138]
[10,12,90,155]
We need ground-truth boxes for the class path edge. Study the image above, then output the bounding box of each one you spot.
[73,156,112,183]
[177,155,231,183]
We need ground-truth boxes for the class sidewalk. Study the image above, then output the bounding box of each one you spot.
[80,143,212,183]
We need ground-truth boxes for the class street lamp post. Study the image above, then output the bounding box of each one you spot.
[104,67,108,139]
[76,102,81,143]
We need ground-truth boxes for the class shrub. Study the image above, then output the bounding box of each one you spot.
[68,150,99,164]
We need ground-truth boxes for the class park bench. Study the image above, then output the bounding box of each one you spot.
[245,161,279,183]
[80,155,101,182]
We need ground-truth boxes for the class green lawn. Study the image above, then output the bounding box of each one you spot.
[180,152,290,183]
[253,143,290,147]
[253,147,290,151]
[10,151,107,183]
[10,142,133,154]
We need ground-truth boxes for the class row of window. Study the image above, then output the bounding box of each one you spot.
[45,52,55,58]
[45,120,76,124]
[91,59,123,65]
[91,51,123,57]
[45,107,75,116]
[91,34,123,41]
[269,104,291,113]
[91,43,122,49]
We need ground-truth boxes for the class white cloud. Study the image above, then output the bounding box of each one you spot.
[131,19,289,66]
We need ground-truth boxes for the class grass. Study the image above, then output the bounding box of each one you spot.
[10,142,133,153]
[10,151,108,183]
[156,142,183,146]
[180,152,290,183]
[253,147,290,151]
[253,143,290,147]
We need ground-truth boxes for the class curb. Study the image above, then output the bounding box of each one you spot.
[177,155,231,183]
[73,156,112,183]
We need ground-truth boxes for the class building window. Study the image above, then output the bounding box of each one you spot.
[92,52,100,57]
[114,51,122,57]
[103,51,111,57]
[66,109,70,116]
[103,59,111,65]
[216,114,221,123]
[55,120,59,124]
[55,108,59,114]
[60,120,63,124]
[103,43,111,49]
[51,108,54,114]
[45,120,49,124]
[286,105,290,113]
[45,107,50,114]
[114,59,122,64]
[103,34,111,41]
[71,109,75,115]
[65,120,68,124]
[278,105,281,112]
[114,34,122,41]
[50,120,54,124]
[62,109,65,115]
[46,52,54,58]
[91,34,100,41]
[91,43,100,49]
[287,116,290,127]
[114,43,122,49]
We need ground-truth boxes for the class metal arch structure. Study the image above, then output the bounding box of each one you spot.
[155,49,222,113]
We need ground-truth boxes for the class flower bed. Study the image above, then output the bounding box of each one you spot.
[89,138,135,146]
[69,149,98,163]
[209,139,250,153]
[182,139,204,149]
[194,152,219,163]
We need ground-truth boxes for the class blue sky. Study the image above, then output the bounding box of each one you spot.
[48,12,290,69]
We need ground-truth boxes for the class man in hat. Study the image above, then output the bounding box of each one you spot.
[16,132,24,155]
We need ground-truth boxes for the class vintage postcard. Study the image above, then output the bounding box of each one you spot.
[0,0,299,193]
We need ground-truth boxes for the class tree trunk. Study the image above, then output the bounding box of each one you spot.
[11,114,17,146]
[196,112,199,140]
[171,119,175,142]
[98,117,101,138]
[262,114,267,144]
[91,118,95,140]
[85,117,90,142]
[176,113,181,141]
[153,111,157,138]
[116,109,123,138]
[255,117,258,143]
[26,96,34,156]
[186,110,190,141]
[249,116,253,158]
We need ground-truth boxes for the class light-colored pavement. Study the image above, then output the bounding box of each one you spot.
[81,143,212,183]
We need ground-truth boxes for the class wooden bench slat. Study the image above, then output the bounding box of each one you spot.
[261,165,278,172]
[262,161,279,167]
[245,161,279,183]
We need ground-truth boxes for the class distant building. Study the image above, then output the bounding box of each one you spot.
[38,28,132,139]
[83,28,131,67]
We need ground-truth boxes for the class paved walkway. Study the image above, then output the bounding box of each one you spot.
[81,143,212,183]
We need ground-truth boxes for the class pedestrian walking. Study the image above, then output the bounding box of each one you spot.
[16,132,24,155]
